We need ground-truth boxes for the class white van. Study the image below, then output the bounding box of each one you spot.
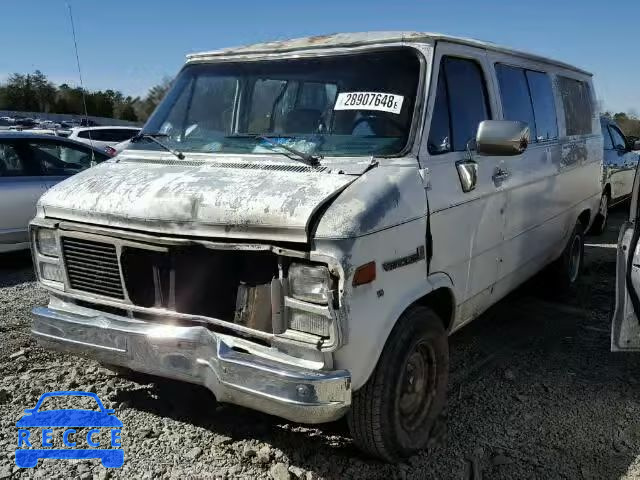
[29,32,602,461]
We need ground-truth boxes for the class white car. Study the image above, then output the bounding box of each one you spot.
[66,126,140,151]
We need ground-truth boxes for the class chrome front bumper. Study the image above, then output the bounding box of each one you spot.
[31,304,351,424]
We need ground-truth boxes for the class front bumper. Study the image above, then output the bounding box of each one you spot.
[32,304,351,424]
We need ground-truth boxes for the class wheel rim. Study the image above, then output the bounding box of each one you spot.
[568,234,582,283]
[398,341,437,432]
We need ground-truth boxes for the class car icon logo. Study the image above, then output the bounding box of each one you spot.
[15,391,123,468]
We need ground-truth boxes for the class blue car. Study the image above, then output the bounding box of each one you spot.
[16,391,123,468]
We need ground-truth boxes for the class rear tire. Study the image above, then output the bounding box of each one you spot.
[548,221,585,290]
[348,306,449,462]
[590,193,609,235]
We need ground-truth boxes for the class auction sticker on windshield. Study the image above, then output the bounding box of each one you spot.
[334,92,404,114]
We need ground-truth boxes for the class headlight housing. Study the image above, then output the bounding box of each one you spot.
[288,263,331,305]
[36,228,59,257]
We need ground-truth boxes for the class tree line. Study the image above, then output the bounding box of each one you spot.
[0,70,172,123]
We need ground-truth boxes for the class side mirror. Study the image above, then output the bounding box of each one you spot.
[634,140,640,151]
[476,120,530,156]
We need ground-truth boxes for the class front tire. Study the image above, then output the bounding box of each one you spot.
[348,306,449,462]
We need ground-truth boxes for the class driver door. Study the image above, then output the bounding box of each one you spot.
[420,42,506,327]
[612,162,640,350]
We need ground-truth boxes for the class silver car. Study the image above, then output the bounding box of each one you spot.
[0,133,109,252]
[592,117,640,234]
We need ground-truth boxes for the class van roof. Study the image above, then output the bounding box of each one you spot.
[187,31,591,76]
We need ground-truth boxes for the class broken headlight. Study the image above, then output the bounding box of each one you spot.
[288,263,331,305]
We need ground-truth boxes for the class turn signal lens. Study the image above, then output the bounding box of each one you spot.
[289,309,331,337]
[41,263,64,283]
[352,261,376,287]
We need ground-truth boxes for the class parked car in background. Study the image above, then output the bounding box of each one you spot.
[14,118,36,128]
[27,129,58,136]
[0,133,109,252]
[591,117,640,234]
[66,126,141,151]
[29,32,602,461]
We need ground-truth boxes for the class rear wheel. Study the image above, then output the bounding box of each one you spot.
[548,221,585,290]
[590,193,609,235]
[348,306,449,462]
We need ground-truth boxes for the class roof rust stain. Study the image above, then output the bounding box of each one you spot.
[185,31,592,76]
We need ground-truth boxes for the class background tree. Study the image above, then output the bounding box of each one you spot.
[136,77,172,121]
[0,70,141,122]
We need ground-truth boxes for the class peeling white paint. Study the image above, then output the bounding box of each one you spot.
[39,160,356,243]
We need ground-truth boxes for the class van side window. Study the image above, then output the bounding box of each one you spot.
[495,66,559,143]
[557,76,593,136]
[525,71,558,141]
[428,57,490,154]
[495,64,537,141]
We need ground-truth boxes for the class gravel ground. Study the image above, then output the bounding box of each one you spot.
[1,209,639,479]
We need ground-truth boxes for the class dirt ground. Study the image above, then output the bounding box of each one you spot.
[0,208,639,479]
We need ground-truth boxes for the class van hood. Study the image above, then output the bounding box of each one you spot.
[39,159,358,243]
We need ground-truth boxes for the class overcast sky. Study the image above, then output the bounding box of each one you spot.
[1,0,638,114]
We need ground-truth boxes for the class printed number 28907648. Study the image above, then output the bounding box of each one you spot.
[334,92,404,115]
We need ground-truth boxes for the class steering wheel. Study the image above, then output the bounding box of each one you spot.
[351,115,405,135]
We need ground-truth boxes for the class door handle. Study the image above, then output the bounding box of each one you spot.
[456,160,478,193]
[492,167,510,183]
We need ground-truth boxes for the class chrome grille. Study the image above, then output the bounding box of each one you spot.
[61,237,124,299]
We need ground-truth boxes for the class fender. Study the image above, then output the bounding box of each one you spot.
[344,271,456,391]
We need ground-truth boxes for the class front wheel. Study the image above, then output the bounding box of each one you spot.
[348,306,449,462]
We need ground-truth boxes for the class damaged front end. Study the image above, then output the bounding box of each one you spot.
[30,218,346,352]
[29,218,351,423]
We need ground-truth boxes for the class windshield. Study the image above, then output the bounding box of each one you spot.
[134,48,421,158]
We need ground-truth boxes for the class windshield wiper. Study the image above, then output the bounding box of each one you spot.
[227,134,321,167]
[131,132,185,160]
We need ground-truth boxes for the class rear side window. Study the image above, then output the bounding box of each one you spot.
[496,65,537,141]
[495,65,558,143]
[77,129,138,142]
[104,128,138,143]
[428,57,491,154]
[558,76,593,136]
